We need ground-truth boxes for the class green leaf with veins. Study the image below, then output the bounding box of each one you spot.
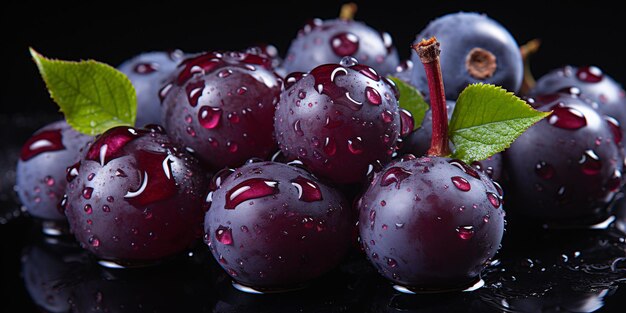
[30,48,136,135]
[449,83,550,163]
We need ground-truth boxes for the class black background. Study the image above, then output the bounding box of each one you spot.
[2,1,626,312]
[2,1,625,115]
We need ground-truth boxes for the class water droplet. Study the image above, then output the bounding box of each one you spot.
[198,106,222,129]
[83,204,92,214]
[387,257,398,268]
[293,120,304,136]
[607,170,622,192]
[20,129,65,161]
[487,192,500,208]
[228,112,240,123]
[82,187,93,199]
[323,137,337,156]
[89,236,100,247]
[576,66,603,83]
[215,226,233,245]
[605,116,622,144]
[456,225,475,240]
[185,80,205,107]
[382,224,388,230]
[236,87,247,95]
[225,178,279,209]
[399,109,414,136]
[451,176,471,191]
[227,141,238,153]
[380,167,412,189]
[291,176,323,202]
[535,161,555,179]
[102,205,110,213]
[339,56,358,67]
[365,86,382,105]
[134,62,158,74]
[579,149,601,175]
[548,104,587,130]
[381,110,394,123]
[106,196,114,202]
[483,215,490,223]
[380,200,386,206]
[218,69,232,78]
[347,137,364,154]
[298,90,307,99]
[44,176,55,186]
[330,32,359,56]
[186,126,196,137]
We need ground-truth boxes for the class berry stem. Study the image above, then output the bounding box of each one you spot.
[519,39,541,95]
[339,3,357,20]
[413,37,451,157]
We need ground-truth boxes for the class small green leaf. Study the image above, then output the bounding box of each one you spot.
[449,83,550,163]
[30,48,136,135]
[388,76,429,130]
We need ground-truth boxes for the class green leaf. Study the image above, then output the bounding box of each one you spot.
[30,48,136,135]
[449,83,550,163]
[387,76,429,130]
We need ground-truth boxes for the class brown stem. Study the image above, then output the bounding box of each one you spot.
[339,3,358,20]
[519,39,541,95]
[413,37,451,157]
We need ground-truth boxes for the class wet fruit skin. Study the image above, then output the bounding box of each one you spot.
[411,12,523,100]
[118,50,185,127]
[15,120,92,221]
[282,18,400,76]
[64,125,209,265]
[204,161,352,289]
[161,51,281,171]
[402,100,503,180]
[530,65,626,144]
[358,156,505,289]
[274,59,401,184]
[505,94,624,223]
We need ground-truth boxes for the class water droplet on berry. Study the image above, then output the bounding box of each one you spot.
[387,257,398,268]
[347,137,364,154]
[576,66,603,83]
[487,192,500,208]
[451,176,471,191]
[399,109,414,136]
[216,226,233,245]
[339,56,358,67]
[579,149,601,175]
[456,226,475,240]
[330,32,359,56]
[291,176,323,202]
[84,204,92,214]
[535,161,555,179]
[323,137,337,156]
[365,86,381,105]
[198,106,222,129]
[20,129,65,161]
[186,80,204,107]
[89,236,100,247]
[134,62,158,74]
[548,104,587,130]
[293,120,304,136]
[605,116,622,144]
[225,178,279,209]
[82,187,93,199]
[381,167,412,189]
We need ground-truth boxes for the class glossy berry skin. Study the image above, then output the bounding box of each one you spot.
[505,94,624,223]
[411,12,523,99]
[118,50,185,127]
[402,100,503,180]
[282,18,400,76]
[358,156,505,290]
[161,51,281,171]
[15,120,92,221]
[530,66,626,142]
[204,161,352,289]
[64,126,209,265]
[275,60,401,184]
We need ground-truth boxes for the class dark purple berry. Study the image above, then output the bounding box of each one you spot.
[118,50,185,127]
[411,12,523,99]
[275,58,401,184]
[505,93,624,224]
[358,156,505,290]
[161,51,281,170]
[204,161,352,290]
[282,5,399,76]
[530,65,626,145]
[15,120,92,222]
[64,126,209,266]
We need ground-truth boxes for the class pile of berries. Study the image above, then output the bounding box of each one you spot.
[16,4,625,294]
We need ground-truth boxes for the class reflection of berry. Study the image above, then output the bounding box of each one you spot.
[16,120,91,221]
[275,58,401,184]
[64,126,208,266]
[205,161,352,290]
[161,51,281,170]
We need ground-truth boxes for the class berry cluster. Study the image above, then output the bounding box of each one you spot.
[18,4,625,294]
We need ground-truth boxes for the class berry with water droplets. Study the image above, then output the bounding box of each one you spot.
[204,161,352,290]
[15,120,92,221]
[530,65,626,145]
[282,4,399,76]
[275,58,401,184]
[505,93,624,224]
[118,50,185,127]
[161,51,281,170]
[63,126,209,266]
[411,12,523,99]
[358,156,505,290]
